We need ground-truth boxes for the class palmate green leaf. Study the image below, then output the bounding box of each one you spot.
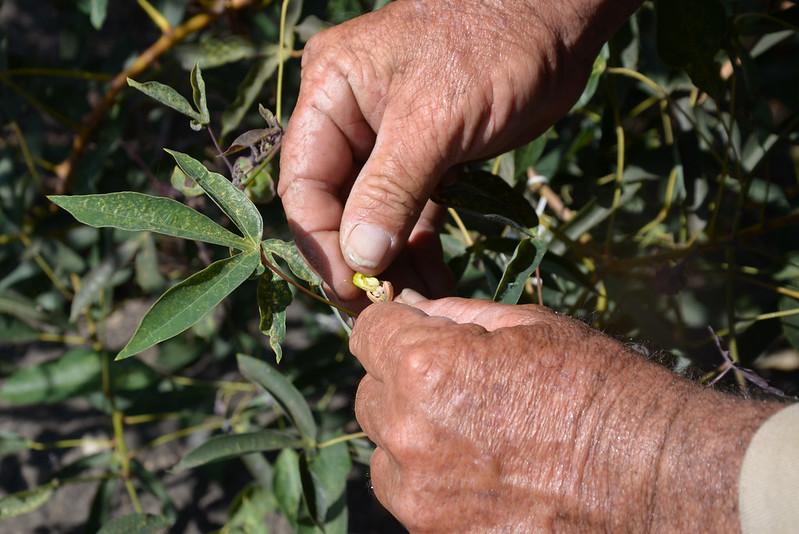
[262,239,322,286]
[274,448,303,523]
[126,78,203,126]
[221,52,280,137]
[70,237,140,322]
[432,169,538,229]
[49,193,250,250]
[258,272,292,362]
[237,354,317,443]
[189,64,210,129]
[97,513,171,534]
[117,250,260,359]
[493,238,548,304]
[178,430,302,471]
[0,483,55,519]
[166,150,263,243]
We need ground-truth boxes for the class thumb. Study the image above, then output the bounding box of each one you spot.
[340,122,448,274]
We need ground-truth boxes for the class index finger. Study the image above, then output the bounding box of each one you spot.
[350,302,429,381]
[278,63,375,301]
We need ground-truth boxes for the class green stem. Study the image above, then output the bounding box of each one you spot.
[9,121,41,187]
[605,67,724,167]
[604,95,625,255]
[707,307,799,340]
[260,248,357,317]
[125,479,143,514]
[171,375,256,393]
[29,438,113,451]
[318,432,368,449]
[276,0,291,124]
[137,419,225,452]
[18,233,72,299]
[103,350,142,511]
[606,67,667,97]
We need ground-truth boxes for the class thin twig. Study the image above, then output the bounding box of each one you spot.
[18,233,72,299]
[9,121,41,187]
[535,266,543,306]
[207,125,235,176]
[448,208,474,246]
[276,0,291,124]
[318,432,368,449]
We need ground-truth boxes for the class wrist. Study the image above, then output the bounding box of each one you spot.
[588,352,783,532]
[649,385,782,532]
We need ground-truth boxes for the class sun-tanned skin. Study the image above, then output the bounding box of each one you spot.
[278,1,784,531]
[352,292,779,532]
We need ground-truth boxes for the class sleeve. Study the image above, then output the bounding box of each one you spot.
[739,403,799,534]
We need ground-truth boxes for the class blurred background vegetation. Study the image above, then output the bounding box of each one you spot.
[0,0,797,532]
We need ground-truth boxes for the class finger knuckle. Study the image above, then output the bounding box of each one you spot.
[368,448,391,503]
[392,483,438,531]
[396,346,444,394]
[350,303,399,356]
[302,31,330,66]
[381,417,428,464]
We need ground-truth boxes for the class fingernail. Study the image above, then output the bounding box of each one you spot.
[344,223,391,270]
[395,288,427,305]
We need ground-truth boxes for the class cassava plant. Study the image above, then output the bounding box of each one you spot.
[0,0,797,532]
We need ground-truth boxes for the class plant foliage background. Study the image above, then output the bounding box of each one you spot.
[0,0,797,532]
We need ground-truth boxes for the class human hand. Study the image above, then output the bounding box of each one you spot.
[350,292,780,532]
[279,0,641,302]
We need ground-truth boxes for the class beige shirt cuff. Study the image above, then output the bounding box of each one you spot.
[739,403,799,534]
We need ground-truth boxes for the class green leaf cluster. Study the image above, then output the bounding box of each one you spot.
[2,0,798,531]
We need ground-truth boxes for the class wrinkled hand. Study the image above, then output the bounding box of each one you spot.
[350,293,779,532]
[279,0,639,302]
